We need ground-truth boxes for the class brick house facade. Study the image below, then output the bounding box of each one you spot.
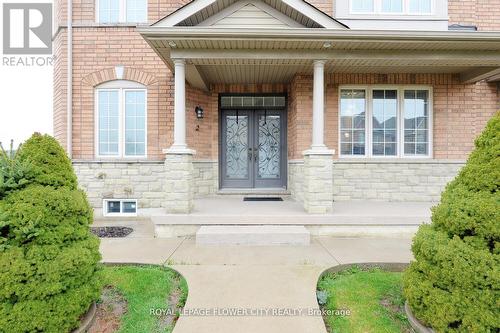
[53,0,500,215]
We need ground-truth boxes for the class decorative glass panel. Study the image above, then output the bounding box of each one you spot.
[372,90,397,156]
[232,97,243,107]
[254,97,264,107]
[264,97,274,107]
[220,96,231,107]
[98,90,119,155]
[220,96,286,108]
[126,0,147,22]
[382,0,403,12]
[409,0,431,13]
[258,114,280,179]
[351,0,374,12]
[242,96,253,107]
[99,0,120,23]
[225,115,249,179]
[404,90,429,156]
[275,96,286,106]
[340,89,366,155]
[124,90,146,156]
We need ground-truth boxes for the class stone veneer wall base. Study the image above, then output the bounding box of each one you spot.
[332,160,464,202]
[73,160,218,210]
[302,151,334,214]
[288,161,304,203]
[73,160,464,211]
[164,152,195,213]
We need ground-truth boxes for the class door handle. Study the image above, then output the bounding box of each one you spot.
[248,147,258,161]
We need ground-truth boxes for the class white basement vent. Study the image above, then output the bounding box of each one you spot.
[103,199,138,217]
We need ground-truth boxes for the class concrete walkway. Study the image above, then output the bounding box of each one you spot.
[100,233,413,333]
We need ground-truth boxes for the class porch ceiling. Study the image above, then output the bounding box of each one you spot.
[138,28,500,89]
[195,64,481,84]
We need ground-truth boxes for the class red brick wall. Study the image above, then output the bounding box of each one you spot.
[54,0,500,30]
[287,73,499,160]
[288,75,312,160]
[308,0,333,16]
[448,0,500,31]
[55,0,191,25]
[69,28,169,159]
[53,0,500,162]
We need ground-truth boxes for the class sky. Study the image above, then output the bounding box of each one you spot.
[0,0,54,149]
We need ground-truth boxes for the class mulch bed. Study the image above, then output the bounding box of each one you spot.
[91,227,133,238]
[87,286,127,333]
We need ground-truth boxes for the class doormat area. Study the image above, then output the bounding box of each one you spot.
[243,197,283,201]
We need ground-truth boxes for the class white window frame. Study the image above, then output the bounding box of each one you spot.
[95,80,147,159]
[103,199,138,217]
[96,0,148,23]
[338,85,433,159]
[349,0,434,15]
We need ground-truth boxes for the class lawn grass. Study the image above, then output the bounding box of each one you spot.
[317,267,413,333]
[100,265,188,333]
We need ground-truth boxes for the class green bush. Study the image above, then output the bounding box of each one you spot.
[403,113,500,332]
[0,134,101,332]
[16,133,77,190]
[0,141,32,200]
[1,185,94,247]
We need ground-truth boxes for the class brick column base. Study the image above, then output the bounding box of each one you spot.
[303,150,334,214]
[164,150,195,213]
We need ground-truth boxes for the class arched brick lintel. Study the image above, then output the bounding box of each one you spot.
[82,67,160,87]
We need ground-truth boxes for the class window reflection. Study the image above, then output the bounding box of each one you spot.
[404,90,429,156]
[340,90,366,156]
[372,90,397,156]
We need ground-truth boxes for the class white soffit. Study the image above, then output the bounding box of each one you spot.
[152,0,347,29]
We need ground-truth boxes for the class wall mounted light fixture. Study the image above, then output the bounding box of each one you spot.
[195,106,204,119]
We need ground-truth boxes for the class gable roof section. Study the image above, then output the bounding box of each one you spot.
[199,1,304,28]
[153,0,348,29]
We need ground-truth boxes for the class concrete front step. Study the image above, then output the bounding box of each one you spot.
[196,225,310,246]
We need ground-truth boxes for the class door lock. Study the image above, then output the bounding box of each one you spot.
[248,147,258,161]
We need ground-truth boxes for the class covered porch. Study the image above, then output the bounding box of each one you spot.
[137,0,500,215]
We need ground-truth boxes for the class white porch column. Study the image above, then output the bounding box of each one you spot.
[171,58,188,151]
[164,58,195,214]
[311,60,327,151]
[302,59,334,214]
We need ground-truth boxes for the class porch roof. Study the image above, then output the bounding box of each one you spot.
[139,27,500,90]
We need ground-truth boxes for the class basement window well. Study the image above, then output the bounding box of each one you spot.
[103,199,138,216]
